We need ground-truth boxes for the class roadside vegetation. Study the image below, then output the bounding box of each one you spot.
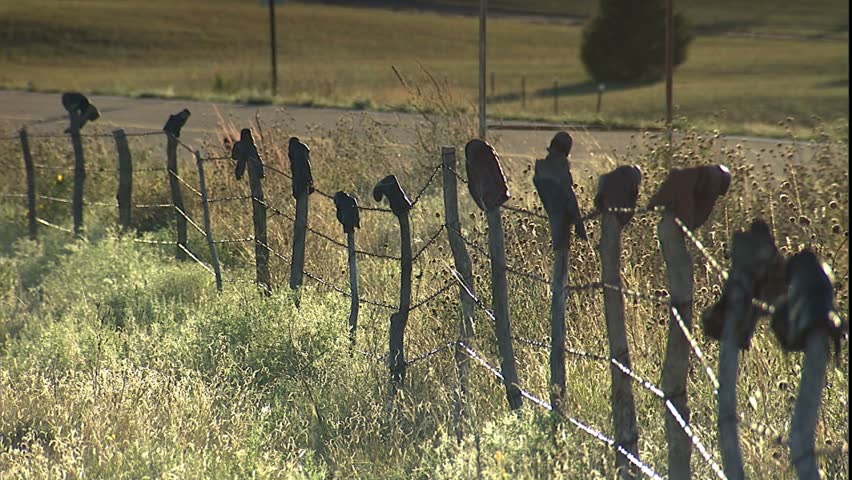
[0,75,847,478]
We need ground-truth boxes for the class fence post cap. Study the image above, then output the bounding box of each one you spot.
[533,132,587,247]
[61,92,99,131]
[288,137,314,199]
[647,164,731,230]
[373,175,412,217]
[595,164,641,226]
[163,108,191,138]
[702,219,784,349]
[334,191,360,233]
[464,139,510,212]
[232,128,263,180]
[770,250,847,357]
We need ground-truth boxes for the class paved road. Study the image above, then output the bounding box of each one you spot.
[0,90,818,178]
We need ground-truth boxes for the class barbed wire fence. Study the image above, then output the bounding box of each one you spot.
[0,114,847,479]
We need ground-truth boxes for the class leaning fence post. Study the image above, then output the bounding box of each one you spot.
[441,146,476,441]
[702,220,783,480]
[532,132,587,417]
[19,128,37,241]
[464,139,522,411]
[373,175,413,394]
[113,129,133,232]
[195,151,223,292]
[62,92,99,238]
[648,164,731,480]
[233,129,271,295]
[287,137,314,302]
[770,250,846,480]
[595,165,642,479]
[163,109,191,261]
[334,191,361,351]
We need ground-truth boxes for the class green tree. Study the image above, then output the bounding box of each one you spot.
[580,0,693,83]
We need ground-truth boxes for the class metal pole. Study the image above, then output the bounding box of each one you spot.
[269,0,278,97]
[478,0,487,140]
[665,0,673,143]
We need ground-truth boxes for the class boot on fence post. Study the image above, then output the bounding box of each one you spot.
[334,191,360,352]
[770,250,847,480]
[595,165,642,480]
[287,137,314,304]
[233,129,271,295]
[19,128,38,241]
[62,92,99,238]
[373,175,413,396]
[702,220,785,480]
[648,164,731,480]
[163,108,191,260]
[464,139,522,411]
[195,151,223,292]
[441,146,476,442]
[113,129,133,232]
[532,132,587,419]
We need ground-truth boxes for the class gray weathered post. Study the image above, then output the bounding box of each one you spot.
[373,175,413,393]
[648,164,731,480]
[195,150,223,292]
[233,128,272,295]
[595,165,642,479]
[163,109,191,261]
[62,92,99,238]
[19,128,37,241]
[441,146,476,441]
[113,129,132,231]
[334,191,361,350]
[770,250,847,480]
[532,132,587,417]
[464,139,522,410]
[702,220,783,480]
[287,137,314,302]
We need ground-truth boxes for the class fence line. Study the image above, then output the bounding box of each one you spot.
[6,119,845,479]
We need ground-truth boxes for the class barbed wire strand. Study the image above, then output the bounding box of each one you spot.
[177,243,216,277]
[35,217,72,234]
[671,305,721,393]
[412,225,446,262]
[168,170,203,198]
[173,205,207,237]
[254,238,397,310]
[458,341,666,480]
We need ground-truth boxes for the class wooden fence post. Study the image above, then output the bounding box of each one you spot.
[195,150,223,292]
[770,250,846,480]
[163,109,191,261]
[464,139,522,410]
[287,137,313,302]
[19,128,37,241]
[648,164,731,480]
[532,132,587,418]
[334,191,361,351]
[373,175,413,393]
[595,165,642,480]
[441,146,476,441]
[113,129,132,232]
[62,93,99,238]
[701,220,782,480]
[232,129,271,295]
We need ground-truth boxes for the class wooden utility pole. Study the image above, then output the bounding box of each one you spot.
[269,0,278,96]
[665,0,673,143]
[478,0,487,140]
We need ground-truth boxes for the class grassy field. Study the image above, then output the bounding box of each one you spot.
[0,0,847,138]
[0,98,848,477]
